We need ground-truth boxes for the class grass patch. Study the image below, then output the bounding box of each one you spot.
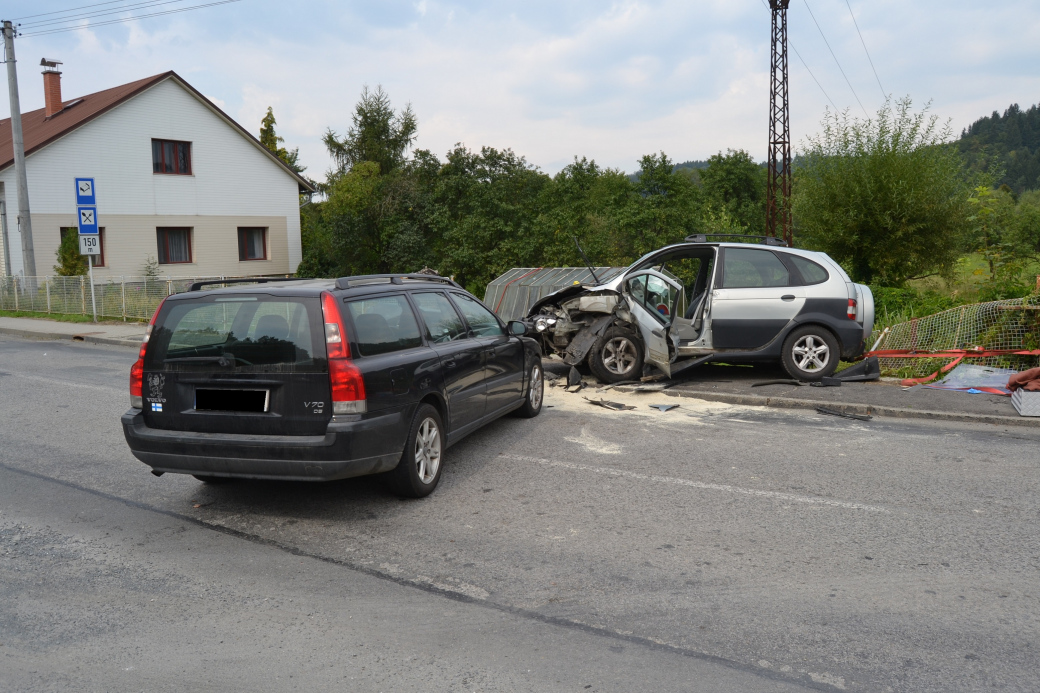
[0,309,144,325]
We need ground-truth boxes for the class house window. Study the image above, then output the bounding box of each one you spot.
[152,139,192,174]
[238,227,267,261]
[60,226,105,267]
[157,227,192,264]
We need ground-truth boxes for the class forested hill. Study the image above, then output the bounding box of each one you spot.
[958,102,1040,193]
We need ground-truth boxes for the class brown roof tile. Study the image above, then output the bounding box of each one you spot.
[0,70,314,192]
[0,72,171,172]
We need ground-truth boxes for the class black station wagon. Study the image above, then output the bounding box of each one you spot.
[122,274,544,497]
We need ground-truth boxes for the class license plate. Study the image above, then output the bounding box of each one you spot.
[194,389,270,413]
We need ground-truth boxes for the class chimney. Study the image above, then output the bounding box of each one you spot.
[41,58,63,117]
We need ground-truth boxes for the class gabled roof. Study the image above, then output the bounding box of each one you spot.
[0,70,315,193]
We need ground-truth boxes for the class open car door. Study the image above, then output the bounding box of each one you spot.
[621,270,683,376]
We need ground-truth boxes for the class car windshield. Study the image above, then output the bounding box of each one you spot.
[145,294,327,373]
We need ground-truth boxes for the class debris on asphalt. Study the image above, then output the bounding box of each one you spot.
[583,397,636,411]
[833,356,881,382]
[815,406,872,422]
[567,366,583,387]
[751,379,804,387]
[597,380,640,391]
[810,376,842,388]
[567,383,585,393]
[649,404,680,412]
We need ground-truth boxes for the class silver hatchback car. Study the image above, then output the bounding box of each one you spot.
[524,235,874,383]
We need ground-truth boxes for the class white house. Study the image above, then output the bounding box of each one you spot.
[0,66,314,279]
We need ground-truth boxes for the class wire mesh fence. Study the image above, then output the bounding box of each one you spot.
[0,275,286,321]
[871,294,1040,377]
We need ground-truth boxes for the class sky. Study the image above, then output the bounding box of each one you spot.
[4,0,1040,177]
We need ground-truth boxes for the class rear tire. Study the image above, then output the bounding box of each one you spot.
[388,404,445,498]
[192,475,235,484]
[513,362,544,418]
[588,327,644,384]
[781,325,840,381]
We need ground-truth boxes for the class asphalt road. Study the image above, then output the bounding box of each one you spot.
[1,335,1039,692]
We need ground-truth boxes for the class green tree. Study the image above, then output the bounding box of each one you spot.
[793,97,974,286]
[322,86,417,177]
[259,107,306,174]
[699,149,766,235]
[53,231,87,276]
[966,185,1018,280]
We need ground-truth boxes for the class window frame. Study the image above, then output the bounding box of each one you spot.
[409,290,470,344]
[343,292,425,357]
[718,247,792,289]
[448,291,506,338]
[151,138,193,175]
[237,227,268,261]
[156,227,193,265]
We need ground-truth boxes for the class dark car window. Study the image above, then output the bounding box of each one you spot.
[450,292,505,337]
[788,254,830,285]
[412,292,468,343]
[722,248,790,288]
[345,295,423,356]
[146,295,324,372]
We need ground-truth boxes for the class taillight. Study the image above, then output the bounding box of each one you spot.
[130,299,165,409]
[848,298,858,320]
[321,292,366,414]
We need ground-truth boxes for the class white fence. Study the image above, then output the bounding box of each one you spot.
[0,275,290,321]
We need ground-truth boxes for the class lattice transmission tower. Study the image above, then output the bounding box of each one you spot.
[767,0,792,246]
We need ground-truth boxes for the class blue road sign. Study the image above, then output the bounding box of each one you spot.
[75,177,96,206]
[77,206,99,235]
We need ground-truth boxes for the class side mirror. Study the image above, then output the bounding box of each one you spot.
[507,320,528,336]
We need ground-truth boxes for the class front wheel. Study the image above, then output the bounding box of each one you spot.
[388,404,445,498]
[781,325,840,381]
[588,327,645,384]
[513,361,544,418]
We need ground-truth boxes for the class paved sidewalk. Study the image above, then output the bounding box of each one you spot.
[545,359,1039,428]
[0,316,145,347]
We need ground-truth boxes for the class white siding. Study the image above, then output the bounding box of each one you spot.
[0,76,303,276]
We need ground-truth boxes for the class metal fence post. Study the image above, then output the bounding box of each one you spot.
[121,276,126,321]
[167,276,172,296]
[13,276,18,311]
[80,276,86,315]
[45,277,51,313]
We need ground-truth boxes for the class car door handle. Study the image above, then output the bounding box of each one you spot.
[781,295,796,301]
[444,359,457,369]
[652,329,664,338]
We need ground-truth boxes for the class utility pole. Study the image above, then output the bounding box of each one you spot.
[3,20,36,280]
[766,0,792,247]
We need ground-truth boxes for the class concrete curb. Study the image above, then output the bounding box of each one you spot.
[0,326,141,349]
[613,385,1039,429]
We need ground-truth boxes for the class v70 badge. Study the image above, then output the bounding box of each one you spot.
[304,401,325,414]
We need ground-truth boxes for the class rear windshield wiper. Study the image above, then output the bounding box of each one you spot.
[163,356,233,365]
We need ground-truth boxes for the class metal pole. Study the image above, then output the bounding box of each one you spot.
[0,200,11,277]
[88,255,97,322]
[2,21,36,281]
[766,1,792,247]
[121,275,126,321]
[45,276,50,313]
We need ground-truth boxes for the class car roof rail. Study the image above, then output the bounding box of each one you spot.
[188,277,315,292]
[684,234,789,247]
[334,273,461,290]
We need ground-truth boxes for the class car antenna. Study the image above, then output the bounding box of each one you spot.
[572,236,602,285]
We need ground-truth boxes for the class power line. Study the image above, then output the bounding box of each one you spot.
[12,0,131,22]
[801,0,869,117]
[21,0,194,29]
[19,0,241,37]
[843,0,886,99]
[758,0,838,113]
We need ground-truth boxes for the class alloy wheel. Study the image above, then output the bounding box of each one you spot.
[602,337,638,376]
[529,365,543,409]
[792,335,830,372]
[414,418,442,484]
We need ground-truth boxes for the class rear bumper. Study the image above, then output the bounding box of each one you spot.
[121,408,407,481]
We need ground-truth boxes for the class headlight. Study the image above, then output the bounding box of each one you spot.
[535,320,548,332]
[546,318,558,326]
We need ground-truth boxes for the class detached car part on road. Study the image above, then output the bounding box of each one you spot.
[122,275,544,497]
[524,236,874,382]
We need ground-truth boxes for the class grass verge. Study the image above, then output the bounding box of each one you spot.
[0,309,144,325]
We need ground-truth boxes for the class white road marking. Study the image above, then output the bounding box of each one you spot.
[500,454,890,513]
